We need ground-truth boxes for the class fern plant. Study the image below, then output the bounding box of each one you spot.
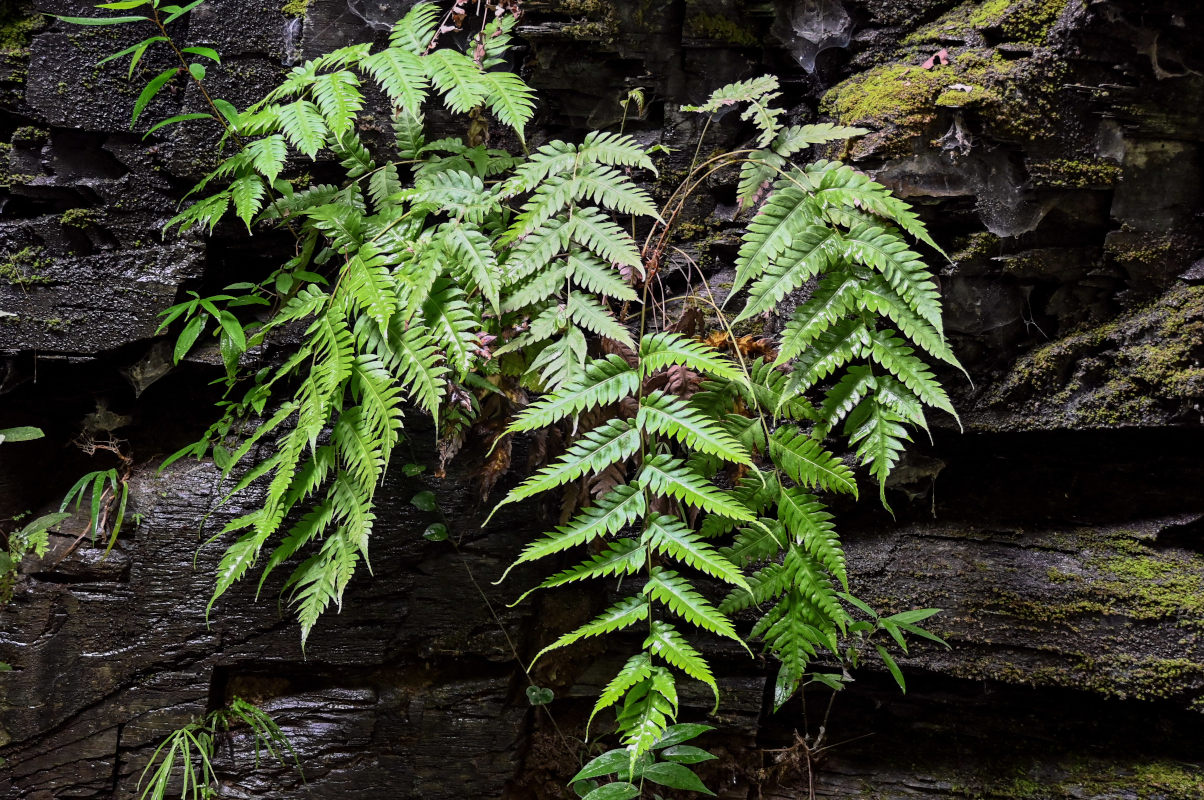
[72,2,959,793]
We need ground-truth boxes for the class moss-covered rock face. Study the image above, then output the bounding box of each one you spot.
[976,283,1204,429]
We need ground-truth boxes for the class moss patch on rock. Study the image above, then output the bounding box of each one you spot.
[905,0,1072,46]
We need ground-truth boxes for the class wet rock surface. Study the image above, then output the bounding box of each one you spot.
[2,0,1203,798]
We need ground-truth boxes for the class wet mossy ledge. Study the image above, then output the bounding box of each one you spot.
[976,283,1204,429]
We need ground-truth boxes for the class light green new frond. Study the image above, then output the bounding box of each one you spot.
[508,354,638,432]
[531,595,649,665]
[780,318,870,396]
[774,272,861,365]
[637,391,752,466]
[384,317,447,416]
[311,70,364,138]
[644,568,744,645]
[503,218,567,285]
[438,224,501,315]
[573,163,660,219]
[807,160,942,254]
[389,2,440,54]
[736,224,839,322]
[732,181,817,297]
[209,527,272,615]
[768,426,857,497]
[682,74,779,114]
[568,251,639,302]
[333,406,385,494]
[866,329,957,420]
[616,670,677,759]
[500,419,640,507]
[340,246,396,333]
[719,562,789,614]
[423,48,487,114]
[349,355,404,461]
[404,169,496,223]
[644,621,719,710]
[778,487,845,588]
[368,162,402,214]
[591,653,654,733]
[566,207,643,272]
[816,364,875,438]
[230,174,266,229]
[276,99,329,159]
[302,203,364,250]
[840,224,944,333]
[333,129,375,178]
[579,130,657,174]
[502,484,644,581]
[246,134,288,184]
[774,123,870,154]
[529,325,588,391]
[360,47,429,116]
[637,454,755,521]
[310,42,372,71]
[846,398,910,504]
[638,332,747,385]
[478,67,536,139]
[529,538,646,598]
[566,291,635,348]
[421,278,478,379]
[643,513,749,590]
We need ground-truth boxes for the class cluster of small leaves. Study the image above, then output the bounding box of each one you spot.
[137,697,301,800]
[569,724,719,799]
[1,511,70,605]
[60,468,130,557]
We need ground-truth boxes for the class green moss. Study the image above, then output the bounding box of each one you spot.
[281,0,310,17]
[59,208,98,229]
[684,13,758,46]
[0,2,43,56]
[906,0,1071,46]
[560,0,619,40]
[1028,158,1122,188]
[11,126,46,147]
[0,246,53,288]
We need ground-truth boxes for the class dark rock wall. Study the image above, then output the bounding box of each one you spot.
[2,0,1203,798]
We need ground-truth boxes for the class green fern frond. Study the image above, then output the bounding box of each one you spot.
[568,251,639,303]
[499,419,640,508]
[732,179,816,297]
[529,325,589,391]
[389,2,440,54]
[531,595,650,665]
[644,621,719,710]
[780,318,870,396]
[643,567,744,645]
[360,47,429,115]
[857,274,962,370]
[805,160,943,255]
[777,487,845,588]
[774,272,862,365]
[579,130,657,174]
[566,291,635,348]
[508,354,639,432]
[423,48,487,114]
[311,70,364,138]
[381,317,447,416]
[438,224,501,316]
[721,520,785,567]
[500,484,645,581]
[566,206,643,272]
[840,223,944,333]
[616,669,677,758]
[846,398,910,504]
[682,74,779,114]
[591,653,654,732]
[637,391,752,466]
[865,329,957,420]
[816,364,875,438]
[421,278,478,379]
[637,454,755,521]
[339,246,396,333]
[768,426,857,497]
[643,513,749,590]
[529,538,646,598]
[246,134,289,184]
[478,67,536,139]
[736,224,839,322]
[276,99,329,159]
[638,332,747,385]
